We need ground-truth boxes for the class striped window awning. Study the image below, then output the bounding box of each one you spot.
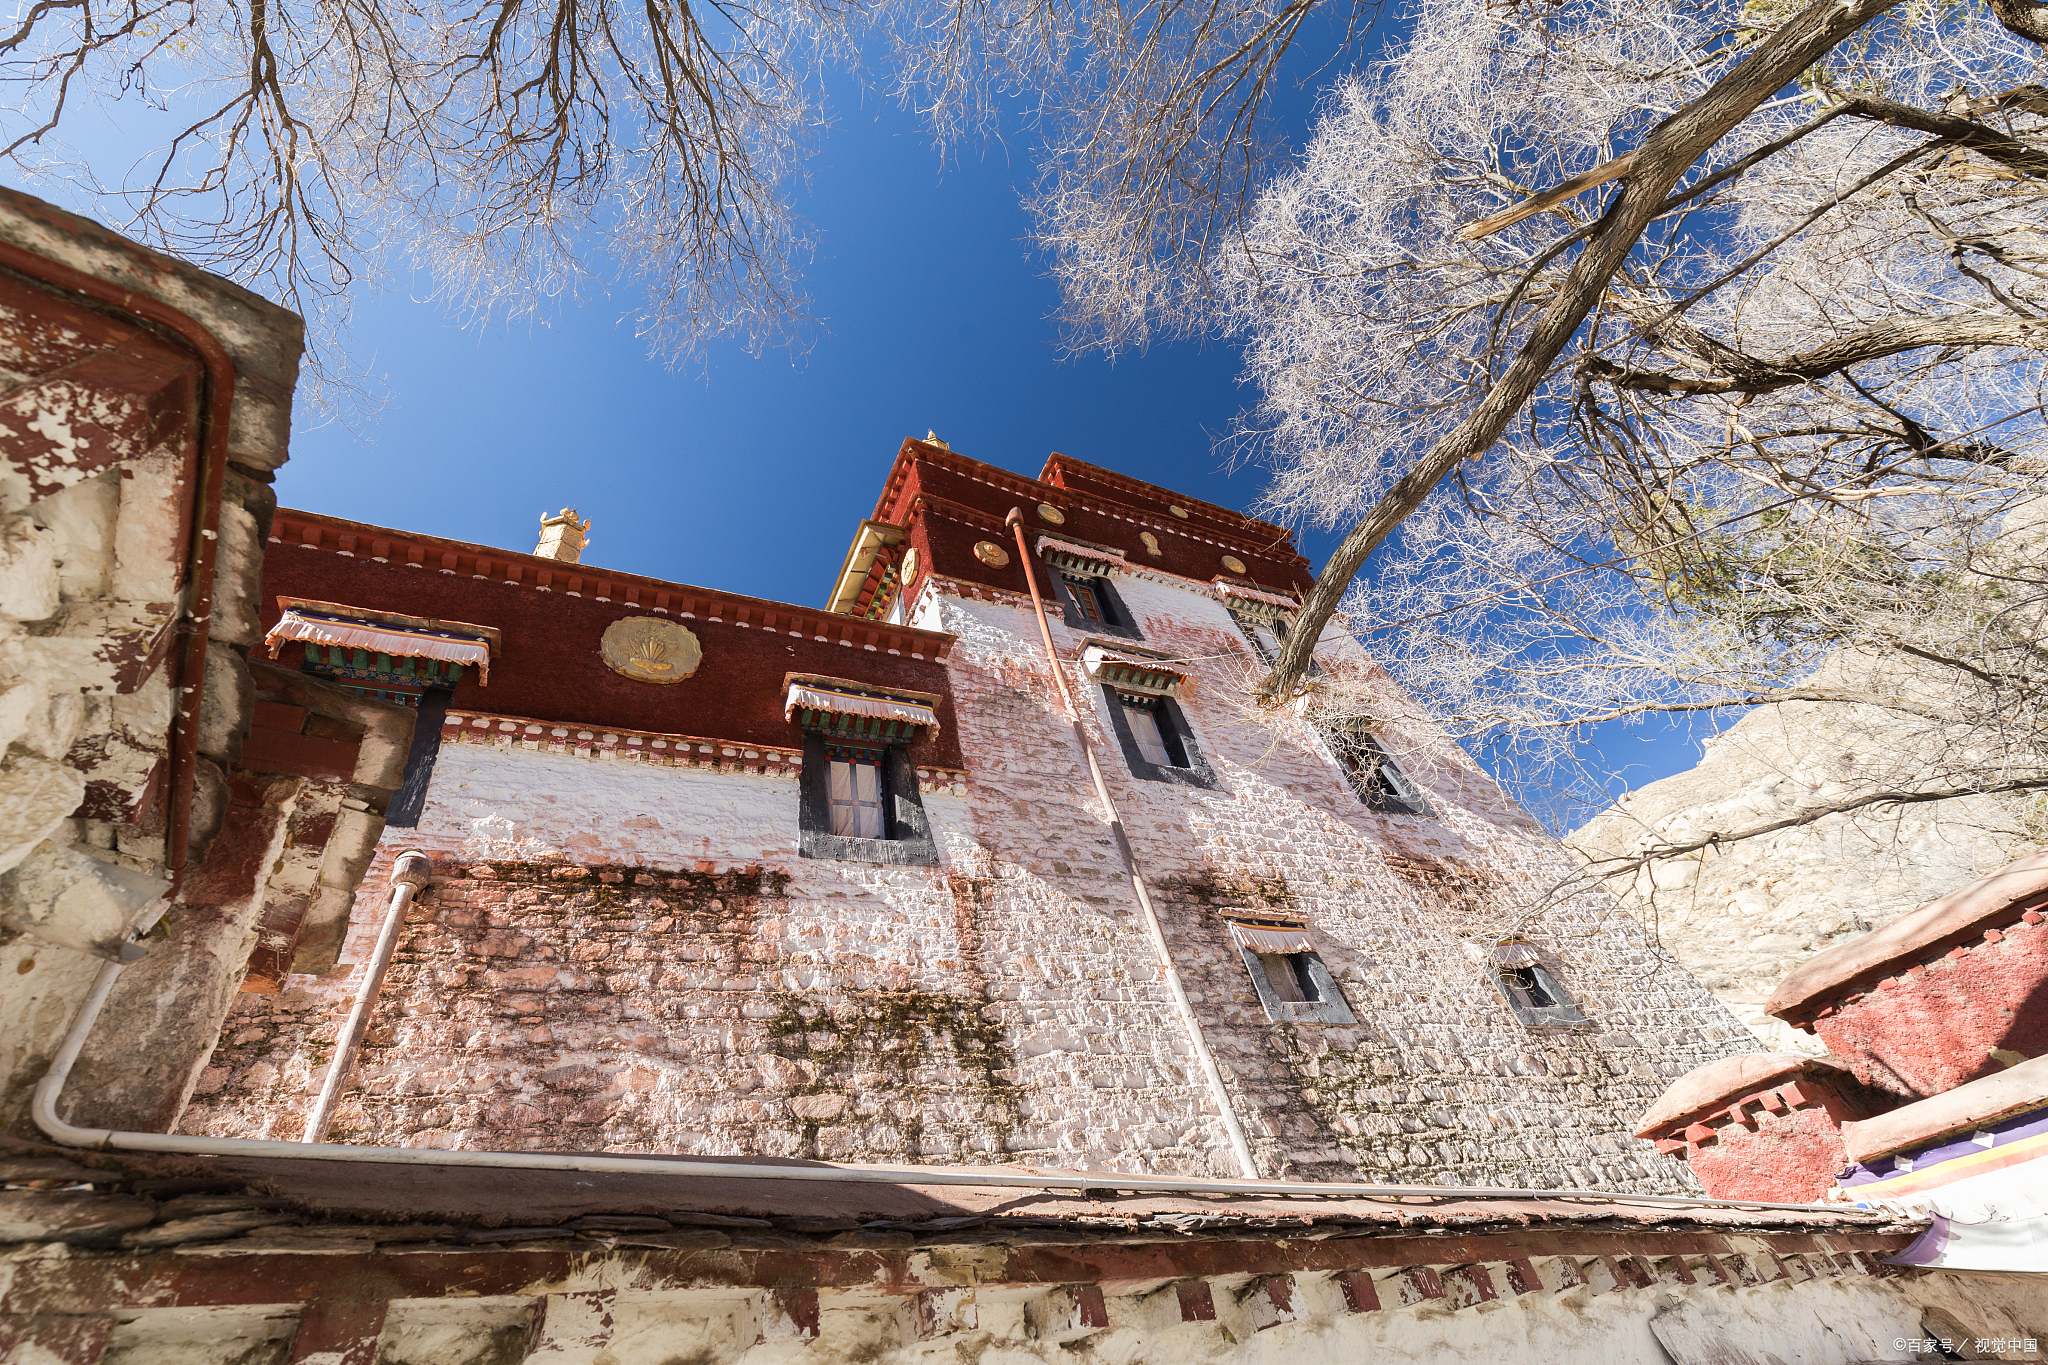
[1081,644,1186,696]
[1227,918,1317,954]
[1216,580,1300,614]
[1490,941,1544,969]
[1038,536,1129,576]
[265,600,496,684]
[784,675,941,741]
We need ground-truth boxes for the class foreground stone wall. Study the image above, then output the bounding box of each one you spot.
[0,188,305,1133]
[186,558,1750,1192]
[7,1139,2028,1365]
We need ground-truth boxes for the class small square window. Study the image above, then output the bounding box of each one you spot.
[1049,568,1142,640]
[1499,966,1553,1010]
[1235,943,1356,1024]
[1490,960,1590,1027]
[1064,575,1105,623]
[797,736,938,866]
[1230,609,1286,666]
[1323,727,1432,816]
[1124,700,1176,767]
[1104,687,1216,789]
[1256,952,1323,1004]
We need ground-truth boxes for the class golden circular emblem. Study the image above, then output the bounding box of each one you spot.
[1140,531,1161,556]
[1221,554,1248,575]
[974,540,1010,567]
[899,546,920,584]
[601,617,702,685]
[1169,505,1189,520]
[1037,503,1065,525]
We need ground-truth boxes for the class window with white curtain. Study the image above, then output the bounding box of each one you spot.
[1124,703,1174,767]
[828,757,886,838]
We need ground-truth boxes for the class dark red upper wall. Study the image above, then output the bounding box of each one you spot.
[852,440,1315,616]
[263,511,962,768]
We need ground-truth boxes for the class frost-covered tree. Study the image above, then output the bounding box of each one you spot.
[1171,0,2048,863]
[0,0,1385,369]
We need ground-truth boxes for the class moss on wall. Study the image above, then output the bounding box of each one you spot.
[762,985,1022,1161]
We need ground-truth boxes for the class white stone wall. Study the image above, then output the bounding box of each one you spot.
[188,567,1752,1192]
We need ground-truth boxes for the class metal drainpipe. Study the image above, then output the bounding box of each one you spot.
[33,955,1826,1209]
[301,850,434,1143]
[1005,509,1261,1180]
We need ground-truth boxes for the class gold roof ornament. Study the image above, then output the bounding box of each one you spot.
[534,508,591,563]
[601,617,702,684]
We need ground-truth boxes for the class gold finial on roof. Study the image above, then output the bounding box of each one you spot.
[534,507,591,563]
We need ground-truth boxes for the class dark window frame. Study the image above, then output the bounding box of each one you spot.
[1102,686,1219,790]
[797,732,939,866]
[1322,726,1432,816]
[384,685,455,828]
[1236,943,1357,1025]
[1490,961,1591,1028]
[1228,608,1285,666]
[1051,568,1143,641]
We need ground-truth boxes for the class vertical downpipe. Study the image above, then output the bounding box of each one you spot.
[301,850,434,1143]
[1005,509,1260,1179]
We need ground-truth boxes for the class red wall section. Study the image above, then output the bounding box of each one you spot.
[863,442,1315,609]
[1809,914,2048,1101]
[1684,1103,1857,1203]
[1642,1074,1881,1202]
[262,512,963,769]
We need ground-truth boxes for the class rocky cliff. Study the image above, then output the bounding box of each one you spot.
[1566,673,2040,1053]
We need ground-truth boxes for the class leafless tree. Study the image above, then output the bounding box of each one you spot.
[4,0,845,373]
[1132,0,2048,872]
[1199,0,2048,706]
[1,0,1391,376]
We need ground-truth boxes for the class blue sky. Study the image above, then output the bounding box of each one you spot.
[22,59,1717,826]
[278,93,1257,609]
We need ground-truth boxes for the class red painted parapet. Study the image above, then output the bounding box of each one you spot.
[1636,1053,1892,1202]
[1767,851,2048,1101]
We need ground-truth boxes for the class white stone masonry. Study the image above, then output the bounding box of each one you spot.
[185,567,1752,1192]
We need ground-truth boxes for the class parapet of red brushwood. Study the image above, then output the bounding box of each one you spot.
[1766,851,2048,1102]
[1636,1053,1890,1203]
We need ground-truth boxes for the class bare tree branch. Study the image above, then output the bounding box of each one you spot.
[1253,0,1913,705]
[1587,314,2048,395]
[1580,776,2048,877]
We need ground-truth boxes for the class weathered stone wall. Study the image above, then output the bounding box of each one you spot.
[186,564,1751,1191]
[1566,658,2040,1054]
[0,188,304,1133]
[8,1140,2032,1365]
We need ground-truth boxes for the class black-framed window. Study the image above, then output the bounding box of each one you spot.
[1237,945,1356,1025]
[1103,687,1217,789]
[1051,570,1142,641]
[1229,608,1287,666]
[1322,726,1431,816]
[384,685,454,828]
[797,734,938,866]
[828,753,886,837]
[1490,960,1590,1028]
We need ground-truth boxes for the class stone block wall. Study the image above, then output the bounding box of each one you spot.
[0,187,305,1134]
[183,555,1751,1191]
